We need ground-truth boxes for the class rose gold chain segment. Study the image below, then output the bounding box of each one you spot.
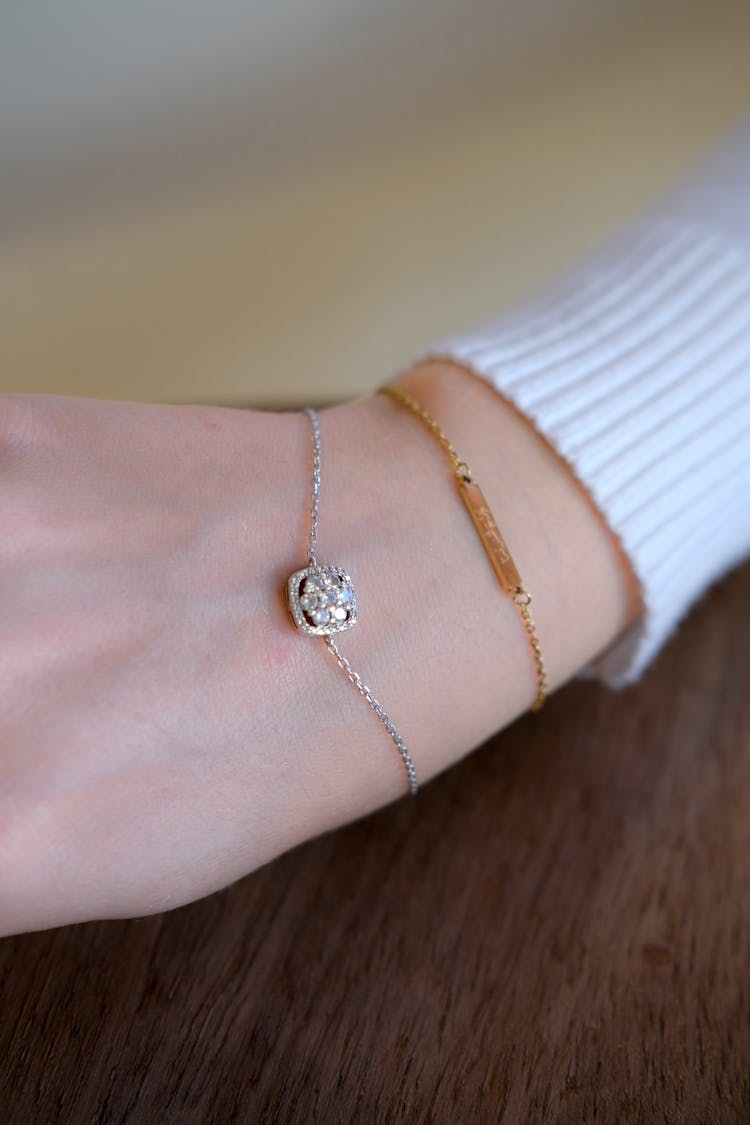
[379,384,472,480]
[379,382,547,712]
[515,597,547,711]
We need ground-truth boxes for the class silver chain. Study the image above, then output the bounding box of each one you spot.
[304,405,321,566]
[303,407,418,796]
[323,636,419,796]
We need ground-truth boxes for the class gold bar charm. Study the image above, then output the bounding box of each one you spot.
[457,477,523,596]
[379,381,547,710]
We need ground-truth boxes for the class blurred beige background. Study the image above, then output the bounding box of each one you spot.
[2,0,750,406]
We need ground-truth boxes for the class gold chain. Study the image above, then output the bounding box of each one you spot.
[379,382,547,712]
[380,385,473,481]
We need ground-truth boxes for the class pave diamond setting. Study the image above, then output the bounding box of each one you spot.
[286,565,358,636]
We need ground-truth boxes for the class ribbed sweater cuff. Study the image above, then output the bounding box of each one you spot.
[426,217,750,687]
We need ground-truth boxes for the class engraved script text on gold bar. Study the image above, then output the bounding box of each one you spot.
[457,478,523,595]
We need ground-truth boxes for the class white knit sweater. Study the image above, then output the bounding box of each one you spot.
[428,120,750,688]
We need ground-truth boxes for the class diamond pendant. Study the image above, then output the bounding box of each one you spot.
[286,564,358,636]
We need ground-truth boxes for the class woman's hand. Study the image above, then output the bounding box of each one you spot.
[1,393,318,933]
[0,370,633,935]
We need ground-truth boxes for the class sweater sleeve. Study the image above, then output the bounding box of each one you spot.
[423,119,750,688]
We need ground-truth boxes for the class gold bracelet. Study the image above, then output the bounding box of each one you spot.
[378,382,547,712]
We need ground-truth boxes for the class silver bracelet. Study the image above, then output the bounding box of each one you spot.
[285,406,419,796]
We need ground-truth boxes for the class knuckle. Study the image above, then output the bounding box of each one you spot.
[0,394,63,460]
[0,394,39,456]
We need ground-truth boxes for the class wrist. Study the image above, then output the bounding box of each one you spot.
[264,365,637,834]
[322,362,635,769]
[391,359,640,661]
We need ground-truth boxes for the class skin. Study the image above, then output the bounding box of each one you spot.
[0,360,637,935]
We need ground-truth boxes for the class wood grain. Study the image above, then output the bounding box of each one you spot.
[1,563,749,1125]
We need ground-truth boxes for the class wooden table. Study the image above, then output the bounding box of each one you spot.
[2,564,748,1124]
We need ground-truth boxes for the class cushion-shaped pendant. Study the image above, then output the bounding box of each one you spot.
[286,565,358,636]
